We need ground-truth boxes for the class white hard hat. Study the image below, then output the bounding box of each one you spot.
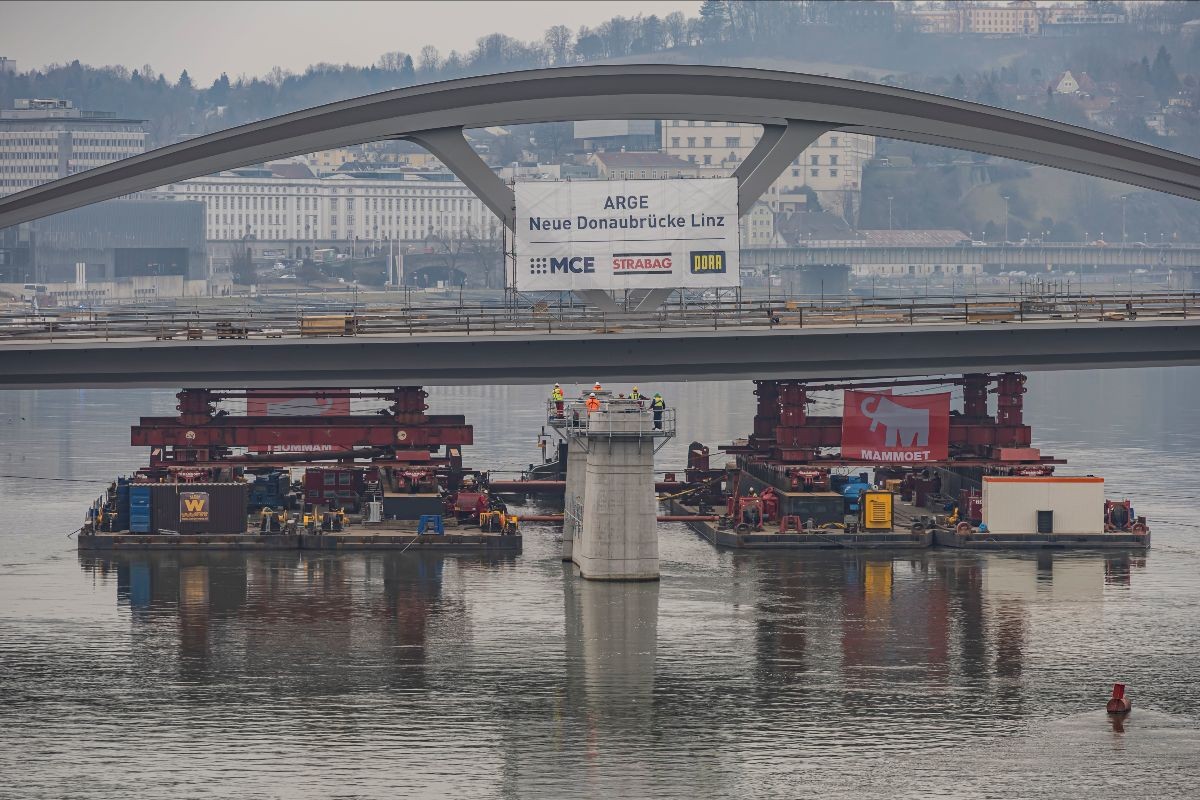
[589,392,596,397]
[554,383,560,387]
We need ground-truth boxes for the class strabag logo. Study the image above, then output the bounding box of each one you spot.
[529,256,595,275]
[690,250,727,274]
[612,252,673,275]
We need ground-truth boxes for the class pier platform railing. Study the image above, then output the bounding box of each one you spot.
[547,399,676,450]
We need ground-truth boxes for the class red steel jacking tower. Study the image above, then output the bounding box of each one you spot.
[132,388,472,468]
[727,372,1043,467]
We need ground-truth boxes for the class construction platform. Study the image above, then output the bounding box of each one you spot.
[665,498,932,550]
[77,527,521,552]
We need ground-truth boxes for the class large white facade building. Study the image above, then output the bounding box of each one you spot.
[152,170,500,256]
[660,120,874,220]
[0,99,147,197]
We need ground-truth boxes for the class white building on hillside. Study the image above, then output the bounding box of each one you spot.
[151,169,499,257]
[660,120,874,220]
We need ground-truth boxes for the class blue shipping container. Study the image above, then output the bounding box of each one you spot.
[129,485,152,533]
[115,480,131,531]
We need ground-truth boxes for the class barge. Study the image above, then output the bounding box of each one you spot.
[79,387,522,552]
[660,373,1151,552]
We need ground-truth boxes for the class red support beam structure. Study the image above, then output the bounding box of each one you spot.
[132,387,472,465]
[962,373,989,420]
[749,380,780,451]
[727,373,1044,467]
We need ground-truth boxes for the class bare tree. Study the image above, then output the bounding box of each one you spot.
[544,25,574,65]
[377,51,408,71]
[266,66,292,87]
[418,45,442,74]
[664,12,688,47]
[425,229,468,282]
[598,16,634,58]
[460,223,504,288]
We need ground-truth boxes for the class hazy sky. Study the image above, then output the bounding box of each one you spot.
[3,1,699,84]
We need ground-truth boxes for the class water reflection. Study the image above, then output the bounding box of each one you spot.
[78,548,1144,712]
[80,551,516,688]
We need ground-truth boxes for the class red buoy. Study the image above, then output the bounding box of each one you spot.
[1106,683,1131,714]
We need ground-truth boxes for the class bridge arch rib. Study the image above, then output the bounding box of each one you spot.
[2,64,1200,231]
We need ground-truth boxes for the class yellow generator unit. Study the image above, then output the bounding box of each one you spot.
[861,490,894,531]
[480,511,519,534]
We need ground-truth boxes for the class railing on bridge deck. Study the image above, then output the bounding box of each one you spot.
[2,290,1198,343]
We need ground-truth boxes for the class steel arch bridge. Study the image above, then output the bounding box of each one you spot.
[2,64,1200,238]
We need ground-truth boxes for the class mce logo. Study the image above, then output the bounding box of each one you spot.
[529,256,596,275]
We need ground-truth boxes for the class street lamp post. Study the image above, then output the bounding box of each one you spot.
[1002,195,1010,243]
[1121,195,1127,246]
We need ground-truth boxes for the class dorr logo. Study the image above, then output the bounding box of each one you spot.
[529,256,595,275]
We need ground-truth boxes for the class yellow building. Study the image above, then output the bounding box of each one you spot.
[304,148,360,174]
[588,150,698,180]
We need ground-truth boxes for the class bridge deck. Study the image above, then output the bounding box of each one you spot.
[2,313,1198,389]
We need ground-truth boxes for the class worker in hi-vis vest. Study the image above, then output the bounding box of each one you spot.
[585,393,601,413]
[551,383,564,416]
[651,392,666,429]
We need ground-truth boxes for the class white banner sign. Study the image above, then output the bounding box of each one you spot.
[514,178,740,291]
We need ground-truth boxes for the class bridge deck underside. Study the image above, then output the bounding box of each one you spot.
[2,320,1197,389]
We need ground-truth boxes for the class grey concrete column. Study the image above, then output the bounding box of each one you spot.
[562,430,588,562]
[575,404,666,581]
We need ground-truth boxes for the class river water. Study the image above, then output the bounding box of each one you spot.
[1,372,1199,799]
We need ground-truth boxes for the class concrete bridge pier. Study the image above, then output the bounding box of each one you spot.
[561,429,587,562]
[574,401,674,581]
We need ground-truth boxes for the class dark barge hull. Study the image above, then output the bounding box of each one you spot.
[78,531,522,552]
[666,499,1149,551]
[665,498,932,549]
[933,529,1149,549]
